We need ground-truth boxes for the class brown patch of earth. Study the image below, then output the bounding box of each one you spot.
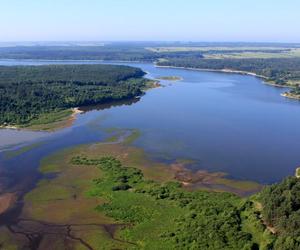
[0,193,17,215]
[170,163,262,196]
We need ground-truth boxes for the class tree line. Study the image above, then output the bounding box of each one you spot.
[0,64,148,125]
[158,57,300,85]
[259,176,300,249]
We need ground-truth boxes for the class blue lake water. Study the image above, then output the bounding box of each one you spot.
[0,59,300,189]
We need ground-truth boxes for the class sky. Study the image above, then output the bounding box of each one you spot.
[0,0,299,42]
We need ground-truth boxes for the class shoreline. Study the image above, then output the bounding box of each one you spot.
[0,193,17,216]
[281,92,300,101]
[0,107,83,132]
[154,64,300,98]
[0,127,263,222]
[71,107,84,117]
[296,167,300,178]
[155,64,269,80]
[0,77,157,133]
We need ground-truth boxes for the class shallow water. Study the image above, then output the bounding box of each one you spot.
[0,59,300,185]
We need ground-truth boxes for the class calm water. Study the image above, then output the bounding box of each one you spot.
[0,59,300,190]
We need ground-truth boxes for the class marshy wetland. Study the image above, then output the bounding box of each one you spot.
[1,60,300,249]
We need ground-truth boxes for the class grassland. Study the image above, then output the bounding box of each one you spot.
[204,49,300,59]
[147,46,300,59]
[20,109,77,131]
[203,48,300,59]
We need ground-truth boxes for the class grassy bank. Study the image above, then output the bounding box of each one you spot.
[22,108,77,131]
[0,108,80,131]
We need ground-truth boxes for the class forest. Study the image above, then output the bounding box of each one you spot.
[0,45,203,61]
[259,177,300,249]
[0,64,148,125]
[157,57,300,85]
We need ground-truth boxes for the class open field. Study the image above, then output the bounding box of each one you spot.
[147,46,293,52]
[147,46,300,59]
[204,48,300,59]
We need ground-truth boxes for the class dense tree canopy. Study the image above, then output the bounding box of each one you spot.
[0,65,148,125]
[0,46,203,61]
[259,177,300,250]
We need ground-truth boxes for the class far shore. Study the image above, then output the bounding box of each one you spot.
[154,64,300,97]
[155,64,269,80]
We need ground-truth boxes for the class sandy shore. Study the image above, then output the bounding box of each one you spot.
[71,107,84,118]
[72,107,84,114]
[296,168,300,178]
[0,125,19,130]
[281,93,300,100]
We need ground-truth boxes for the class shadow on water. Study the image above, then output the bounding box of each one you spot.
[79,97,140,113]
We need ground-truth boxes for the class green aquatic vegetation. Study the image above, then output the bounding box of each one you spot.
[3,142,45,159]
[25,181,71,202]
[71,155,271,249]
[0,228,18,250]
[102,128,140,144]
[123,129,141,145]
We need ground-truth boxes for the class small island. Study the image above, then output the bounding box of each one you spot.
[156,76,183,81]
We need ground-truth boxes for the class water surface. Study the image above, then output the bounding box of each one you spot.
[0,59,300,186]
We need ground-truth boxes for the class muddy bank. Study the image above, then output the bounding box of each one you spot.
[171,163,262,196]
[0,193,17,215]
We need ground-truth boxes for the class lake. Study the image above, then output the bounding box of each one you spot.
[0,59,300,197]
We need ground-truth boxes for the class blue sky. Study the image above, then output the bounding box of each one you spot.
[1,0,299,42]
